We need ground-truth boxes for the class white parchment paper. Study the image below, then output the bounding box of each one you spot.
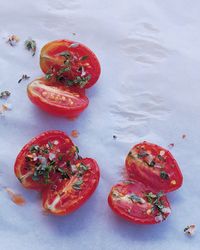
[0,0,199,249]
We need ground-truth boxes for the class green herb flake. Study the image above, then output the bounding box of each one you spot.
[75,146,79,154]
[48,141,53,149]
[25,39,36,56]
[160,171,169,180]
[72,179,83,190]
[57,168,70,179]
[80,55,88,61]
[129,193,144,204]
[80,163,88,171]
[145,191,165,214]
[45,73,53,80]
[29,145,40,153]
[58,155,63,161]
[148,160,156,167]
[60,51,71,58]
[157,154,165,161]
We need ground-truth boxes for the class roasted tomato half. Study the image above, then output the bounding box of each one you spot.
[42,158,100,215]
[40,39,101,89]
[14,130,100,215]
[126,142,183,193]
[14,130,76,191]
[108,181,171,224]
[27,77,89,118]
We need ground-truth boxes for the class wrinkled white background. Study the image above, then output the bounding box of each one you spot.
[0,0,199,249]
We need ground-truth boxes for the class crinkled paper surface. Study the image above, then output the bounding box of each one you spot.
[0,0,199,249]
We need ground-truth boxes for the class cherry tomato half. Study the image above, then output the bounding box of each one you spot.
[27,77,89,118]
[42,158,100,215]
[14,130,76,191]
[125,142,183,193]
[40,39,101,89]
[108,181,171,224]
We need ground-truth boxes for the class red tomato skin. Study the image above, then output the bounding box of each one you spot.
[14,130,75,191]
[108,181,171,224]
[125,142,183,193]
[42,158,100,215]
[40,39,101,89]
[27,78,89,118]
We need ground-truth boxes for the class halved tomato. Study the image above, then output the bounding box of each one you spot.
[42,158,100,215]
[40,39,101,89]
[108,181,171,224]
[14,130,77,191]
[125,142,183,193]
[27,77,89,118]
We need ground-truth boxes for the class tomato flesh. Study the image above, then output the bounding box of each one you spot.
[42,158,100,215]
[108,181,171,224]
[40,39,101,89]
[27,77,89,118]
[14,131,76,191]
[125,142,183,193]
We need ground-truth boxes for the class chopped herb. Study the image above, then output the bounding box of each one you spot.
[58,155,63,161]
[129,193,145,204]
[18,74,30,83]
[66,160,71,168]
[0,91,11,99]
[25,39,36,56]
[59,67,71,74]
[80,55,88,61]
[160,171,169,180]
[73,75,91,88]
[42,149,49,154]
[29,145,40,153]
[48,141,53,149]
[45,73,53,80]
[148,160,156,167]
[157,154,165,161]
[75,146,79,154]
[145,191,165,214]
[79,163,88,171]
[60,51,71,58]
[72,179,83,190]
[57,168,70,179]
